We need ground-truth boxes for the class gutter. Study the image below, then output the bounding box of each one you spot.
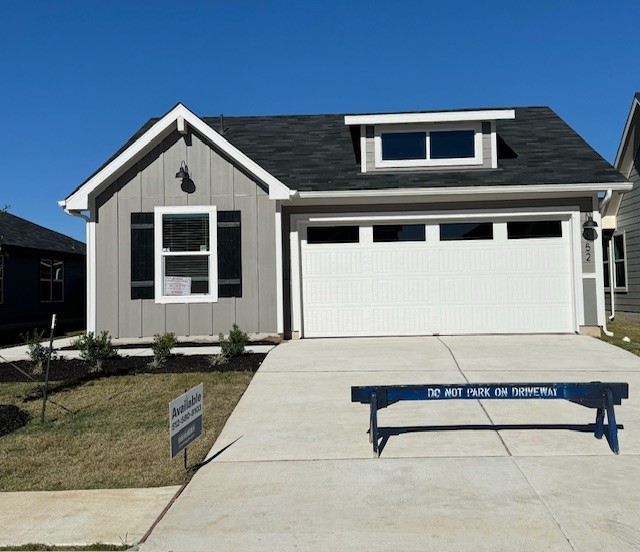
[293,182,633,201]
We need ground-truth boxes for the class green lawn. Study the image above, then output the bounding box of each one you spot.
[0,370,253,491]
[599,318,640,357]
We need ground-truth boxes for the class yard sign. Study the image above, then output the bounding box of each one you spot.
[169,383,203,458]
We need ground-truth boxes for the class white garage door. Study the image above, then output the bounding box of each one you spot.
[300,218,575,337]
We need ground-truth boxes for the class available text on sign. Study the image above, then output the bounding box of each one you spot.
[169,383,203,458]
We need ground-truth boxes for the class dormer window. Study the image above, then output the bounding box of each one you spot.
[375,124,482,168]
[345,109,515,173]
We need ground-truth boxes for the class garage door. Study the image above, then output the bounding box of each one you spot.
[300,219,575,337]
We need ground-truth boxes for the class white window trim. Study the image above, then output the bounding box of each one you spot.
[605,231,628,292]
[154,205,218,304]
[374,123,483,168]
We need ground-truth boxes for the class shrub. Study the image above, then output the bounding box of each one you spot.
[149,332,177,368]
[21,329,58,376]
[219,324,249,357]
[209,352,229,367]
[74,331,117,372]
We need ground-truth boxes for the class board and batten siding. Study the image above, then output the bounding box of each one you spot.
[363,123,493,172]
[94,129,278,338]
[611,147,640,312]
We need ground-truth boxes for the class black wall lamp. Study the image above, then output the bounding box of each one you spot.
[583,215,598,229]
[175,161,190,180]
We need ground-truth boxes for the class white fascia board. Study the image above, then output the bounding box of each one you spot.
[294,182,632,201]
[614,97,640,173]
[62,104,293,211]
[344,109,516,126]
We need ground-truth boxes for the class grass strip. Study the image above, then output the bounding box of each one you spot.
[0,369,253,491]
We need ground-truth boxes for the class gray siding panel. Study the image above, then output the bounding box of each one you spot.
[234,169,260,333]
[613,147,640,312]
[583,278,598,325]
[258,192,277,332]
[95,190,119,336]
[94,129,277,338]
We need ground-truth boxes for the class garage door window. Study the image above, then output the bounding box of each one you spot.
[307,226,359,244]
[507,220,562,239]
[373,224,425,242]
[440,222,493,241]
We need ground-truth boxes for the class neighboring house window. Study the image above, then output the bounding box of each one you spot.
[0,254,3,304]
[375,124,482,168]
[605,233,627,291]
[604,234,628,291]
[40,259,64,303]
[154,206,218,304]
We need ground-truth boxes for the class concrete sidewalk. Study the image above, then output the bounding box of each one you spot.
[141,335,640,551]
[0,486,180,548]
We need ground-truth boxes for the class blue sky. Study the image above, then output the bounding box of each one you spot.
[0,0,638,241]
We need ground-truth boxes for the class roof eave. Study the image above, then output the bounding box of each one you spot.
[614,95,640,174]
[61,103,293,211]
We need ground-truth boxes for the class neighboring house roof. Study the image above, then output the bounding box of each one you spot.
[63,104,628,209]
[614,92,640,175]
[0,212,86,255]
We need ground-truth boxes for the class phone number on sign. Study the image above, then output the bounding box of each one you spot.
[171,404,202,430]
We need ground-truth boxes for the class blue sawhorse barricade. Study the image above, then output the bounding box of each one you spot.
[351,382,629,457]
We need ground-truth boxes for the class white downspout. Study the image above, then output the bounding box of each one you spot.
[602,240,615,337]
[608,238,616,322]
[598,189,614,336]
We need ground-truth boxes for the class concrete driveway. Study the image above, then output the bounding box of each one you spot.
[141,335,640,551]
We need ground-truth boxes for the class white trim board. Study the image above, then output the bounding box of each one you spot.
[614,95,640,173]
[61,103,293,212]
[344,109,516,126]
[293,182,632,201]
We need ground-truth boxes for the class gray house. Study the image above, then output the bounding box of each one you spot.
[60,103,630,339]
[603,92,640,315]
[0,212,86,342]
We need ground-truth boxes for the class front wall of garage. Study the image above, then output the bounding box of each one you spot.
[284,197,597,337]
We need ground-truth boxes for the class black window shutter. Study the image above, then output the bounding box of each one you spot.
[131,213,155,300]
[217,211,242,297]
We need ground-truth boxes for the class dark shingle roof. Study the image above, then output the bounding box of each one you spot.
[212,107,625,191]
[71,105,626,197]
[0,212,85,255]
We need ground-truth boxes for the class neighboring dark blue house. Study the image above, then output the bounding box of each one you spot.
[0,212,86,342]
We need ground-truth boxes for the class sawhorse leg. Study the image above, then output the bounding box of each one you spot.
[594,407,605,440]
[605,389,620,455]
[369,392,379,458]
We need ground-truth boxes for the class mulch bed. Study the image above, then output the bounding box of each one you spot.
[0,353,267,383]
[57,340,279,351]
[0,405,30,437]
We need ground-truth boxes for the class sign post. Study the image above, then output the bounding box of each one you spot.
[169,383,204,468]
[40,313,57,423]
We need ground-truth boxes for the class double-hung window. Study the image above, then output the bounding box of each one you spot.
[40,259,64,303]
[154,206,218,303]
[604,233,627,291]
